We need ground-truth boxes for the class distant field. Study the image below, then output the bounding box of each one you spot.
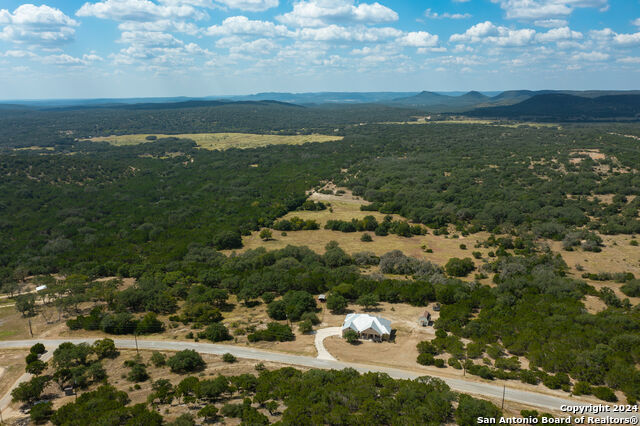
[381,117,560,128]
[81,133,343,150]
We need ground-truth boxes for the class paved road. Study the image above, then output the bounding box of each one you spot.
[313,327,341,361]
[1,339,637,422]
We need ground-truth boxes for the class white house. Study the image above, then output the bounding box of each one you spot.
[341,313,391,342]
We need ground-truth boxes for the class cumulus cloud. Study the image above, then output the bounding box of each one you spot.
[297,24,401,42]
[450,21,536,47]
[534,18,567,28]
[571,50,609,61]
[41,53,104,66]
[535,26,582,42]
[491,0,608,20]
[634,18,640,27]
[618,56,640,64]
[424,9,471,19]
[277,0,398,28]
[206,16,291,37]
[216,0,279,12]
[397,31,439,47]
[614,32,640,46]
[0,4,78,46]
[77,0,206,22]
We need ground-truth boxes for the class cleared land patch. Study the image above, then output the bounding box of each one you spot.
[81,133,343,150]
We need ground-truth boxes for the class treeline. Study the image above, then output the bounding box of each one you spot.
[324,215,425,237]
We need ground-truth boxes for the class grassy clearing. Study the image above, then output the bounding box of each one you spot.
[82,133,343,150]
[224,187,493,275]
[380,117,560,129]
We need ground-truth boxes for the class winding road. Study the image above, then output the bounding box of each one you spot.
[1,338,638,422]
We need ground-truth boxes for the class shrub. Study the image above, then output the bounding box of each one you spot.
[167,350,206,374]
[572,381,593,395]
[434,358,446,368]
[222,353,237,363]
[30,401,53,424]
[592,386,618,402]
[136,313,164,334]
[198,323,232,342]
[92,339,119,359]
[298,319,313,334]
[445,257,475,277]
[213,231,242,250]
[326,293,347,313]
[344,329,359,344]
[150,351,166,367]
[361,233,373,242]
[417,353,435,366]
[247,323,294,342]
[127,363,149,382]
[448,358,462,369]
[30,343,46,356]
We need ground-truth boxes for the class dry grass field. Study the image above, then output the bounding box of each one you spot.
[224,186,493,275]
[82,133,343,150]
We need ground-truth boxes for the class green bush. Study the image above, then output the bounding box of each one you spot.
[222,353,237,363]
[247,323,294,342]
[198,323,232,342]
[167,350,206,374]
[593,386,618,402]
[445,257,475,277]
[417,353,435,366]
[30,401,54,424]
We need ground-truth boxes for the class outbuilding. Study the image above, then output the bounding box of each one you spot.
[418,311,431,327]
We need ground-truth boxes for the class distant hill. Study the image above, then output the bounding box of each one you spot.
[44,99,303,111]
[392,90,508,112]
[468,93,640,121]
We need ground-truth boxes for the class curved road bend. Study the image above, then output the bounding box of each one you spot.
[0,339,637,421]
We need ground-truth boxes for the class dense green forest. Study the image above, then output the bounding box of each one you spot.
[2,123,639,280]
[0,102,420,147]
[3,112,640,407]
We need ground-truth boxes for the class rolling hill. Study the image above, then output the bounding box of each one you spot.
[468,93,640,121]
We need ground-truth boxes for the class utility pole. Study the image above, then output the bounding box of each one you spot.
[28,318,33,337]
[501,385,506,410]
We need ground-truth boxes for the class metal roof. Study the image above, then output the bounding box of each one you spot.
[341,313,391,336]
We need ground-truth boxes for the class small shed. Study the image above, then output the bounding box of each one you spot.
[418,311,431,327]
[35,285,47,292]
[433,303,441,312]
[318,294,326,302]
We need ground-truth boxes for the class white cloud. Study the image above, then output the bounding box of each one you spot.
[118,20,200,35]
[2,49,37,58]
[119,30,184,47]
[491,0,608,20]
[228,38,279,54]
[614,32,640,46]
[0,4,78,46]
[397,31,439,47]
[534,18,567,28]
[298,25,401,42]
[535,26,582,42]
[424,9,471,19]
[277,0,398,28]
[41,53,103,66]
[634,18,640,27]
[215,0,278,12]
[206,16,291,37]
[618,56,640,64]
[77,0,206,22]
[571,51,609,61]
[450,21,536,47]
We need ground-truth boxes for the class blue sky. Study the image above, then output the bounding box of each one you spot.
[0,0,639,99]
